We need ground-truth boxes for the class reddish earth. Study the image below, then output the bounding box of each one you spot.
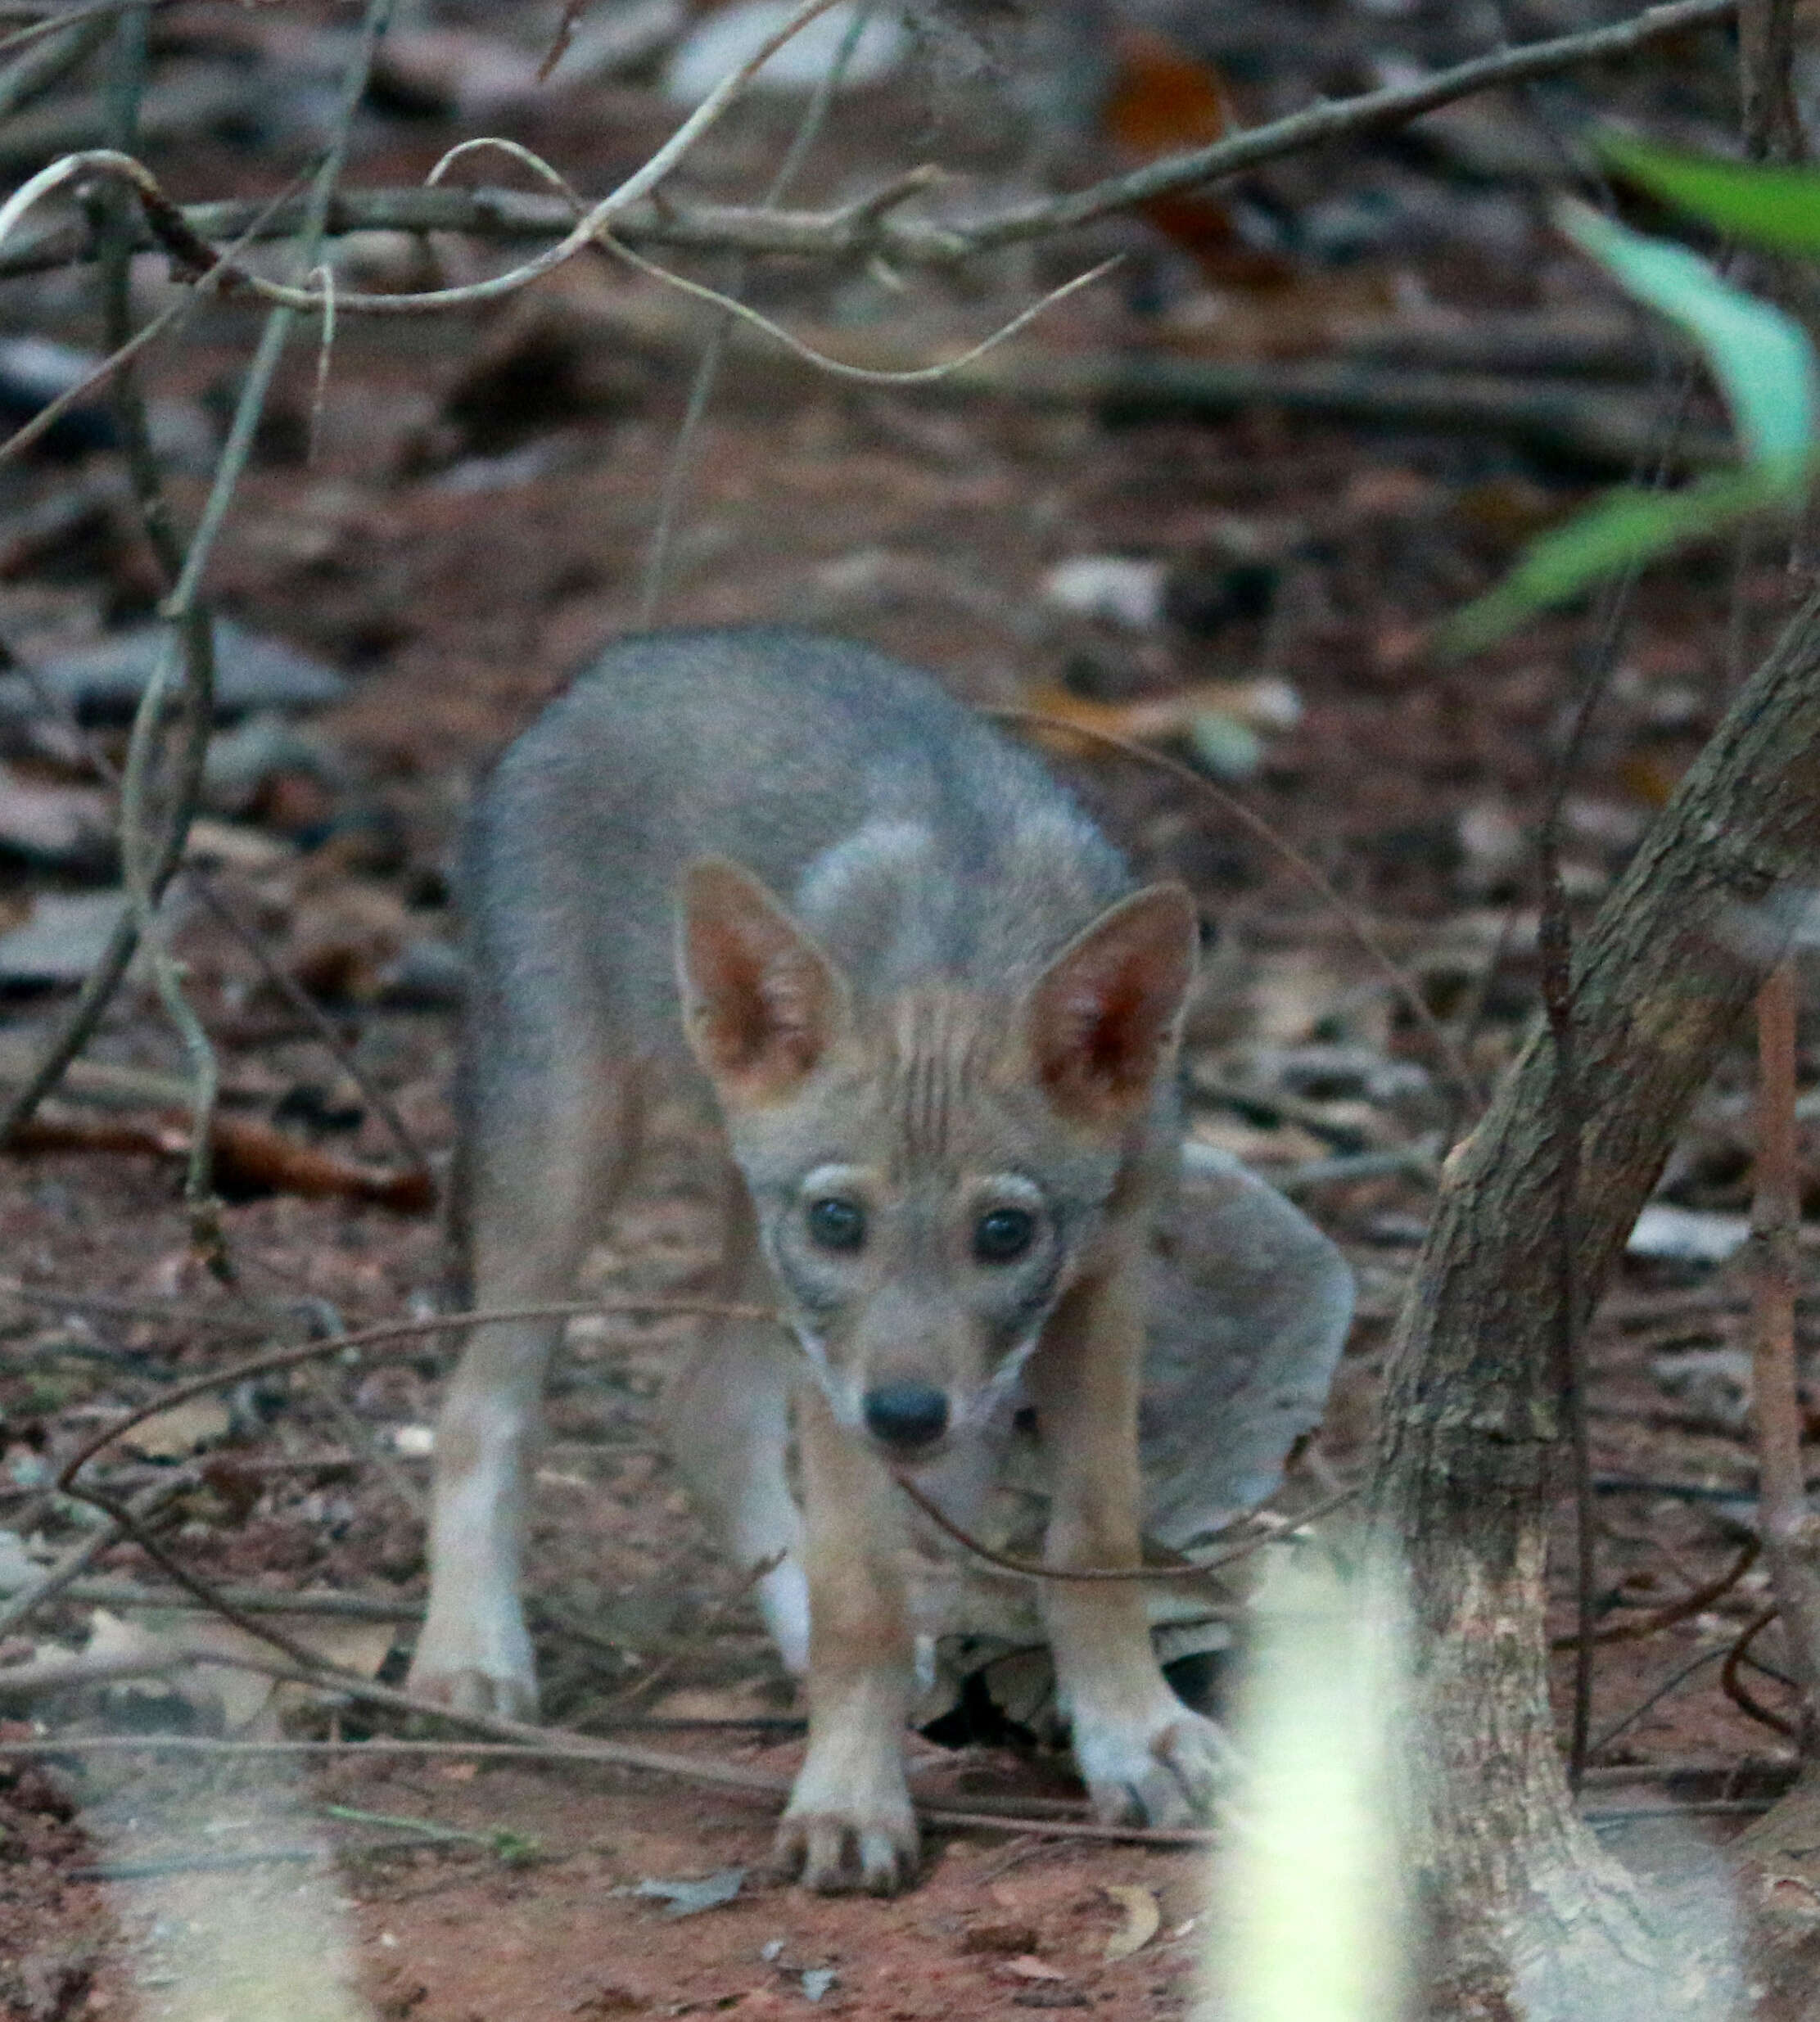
[0,4,1805,2015]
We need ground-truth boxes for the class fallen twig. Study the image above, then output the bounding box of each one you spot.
[0,1727,815,1756]
[892,1474,1357,1585]
[1721,1605,1798,1735]
[992,707,1476,1101]
[7,1110,436,1213]
[59,1295,773,1487]
[0,1569,423,1622]
[70,1849,324,1881]
[1549,1537,1761,1650]
[0,1645,1217,1845]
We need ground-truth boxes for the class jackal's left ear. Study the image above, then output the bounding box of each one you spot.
[677,858,848,1107]
[1023,884,1198,1130]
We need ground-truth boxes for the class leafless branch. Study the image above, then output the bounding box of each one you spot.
[0,1476,185,1640]
[0,0,1736,292]
[989,707,1479,1101]
[57,1296,776,1487]
[0,1633,1219,1846]
[892,1470,1357,1585]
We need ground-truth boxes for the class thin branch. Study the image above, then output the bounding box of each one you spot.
[0,0,1737,287]
[0,7,111,122]
[1721,1604,1798,1734]
[112,0,395,1266]
[892,1471,1357,1584]
[0,1278,275,1330]
[0,7,219,1168]
[0,169,310,468]
[1741,0,1805,162]
[989,707,1477,1102]
[57,1296,775,1487]
[0,0,173,61]
[0,1476,183,1640]
[0,1729,815,1753]
[1548,1536,1761,1648]
[422,133,1113,397]
[182,869,434,1178]
[0,1639,1219,1846]
[1538,798,1594,1786]
[0,634,435,1182]
[117,623,224,1257]
[642,0,874,623]
[1585,1645,1731,1758]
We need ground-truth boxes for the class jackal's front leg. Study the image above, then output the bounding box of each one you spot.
[775,1388,918,1895]
[1029,1257,1229,1827]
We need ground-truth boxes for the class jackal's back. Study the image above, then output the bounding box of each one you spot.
[463,627,1134,1058]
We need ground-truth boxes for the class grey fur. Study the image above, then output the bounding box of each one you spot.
[459,626,1134,1095]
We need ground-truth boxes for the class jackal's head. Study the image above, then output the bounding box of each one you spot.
[676,859,1196,1466]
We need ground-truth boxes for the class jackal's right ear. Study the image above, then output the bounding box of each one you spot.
[677,859,847,1106]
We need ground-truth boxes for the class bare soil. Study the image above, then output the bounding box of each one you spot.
[0,6,1808,2016]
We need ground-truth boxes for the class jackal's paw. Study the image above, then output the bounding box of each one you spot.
[773,1798,919,1896]
[409,1594,537,1720]
[1070,1699,1232,1828]
[405,1656,539,1722]
[407,1614,538,1721]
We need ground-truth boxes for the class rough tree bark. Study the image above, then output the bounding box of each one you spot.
[1370,588,1820,2019]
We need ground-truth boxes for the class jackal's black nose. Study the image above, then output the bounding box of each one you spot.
[863,1381,949,1451]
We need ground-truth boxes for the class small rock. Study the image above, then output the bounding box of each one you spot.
[1651,1347,1754,1434]
[662,0,903,103]
[623,1866,745,1918]
[1041,555,1167,631]
[374,937,466,1010]
[9,619,344,725]
[0,891,129,988]
[1456,796,1527,898]
[0,766,114,878]
[0,335,117,455]
[203,712,342,819]
[1626,1204,1751,1265]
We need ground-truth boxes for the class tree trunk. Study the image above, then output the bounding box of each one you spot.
[1371,588,1820,2018]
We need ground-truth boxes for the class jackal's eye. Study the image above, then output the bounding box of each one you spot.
[973,1206,1036,1264]
[806,1196,866,1252]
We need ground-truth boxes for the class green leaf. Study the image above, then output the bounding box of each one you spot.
[1558,198,1818,480]
[1600,133,1820,255]
[1438,467,1790,653]
[1441,194,1820,652]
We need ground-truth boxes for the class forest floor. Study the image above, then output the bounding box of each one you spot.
[0,3,1809,2016]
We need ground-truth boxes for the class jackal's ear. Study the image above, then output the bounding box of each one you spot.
[677,859,847,1106]
[1023,884,1197,1131]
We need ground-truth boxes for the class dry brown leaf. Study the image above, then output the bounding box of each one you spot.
[1002,1957,1069,1983]
[1102,1884,1163,1962]
[1102,29,1291,289]
[1018,678,1298,749]
[120,1394,232,1460]
[10,1109,434,1214]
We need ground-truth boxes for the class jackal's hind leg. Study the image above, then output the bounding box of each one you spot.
[666,1184,810,1676]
